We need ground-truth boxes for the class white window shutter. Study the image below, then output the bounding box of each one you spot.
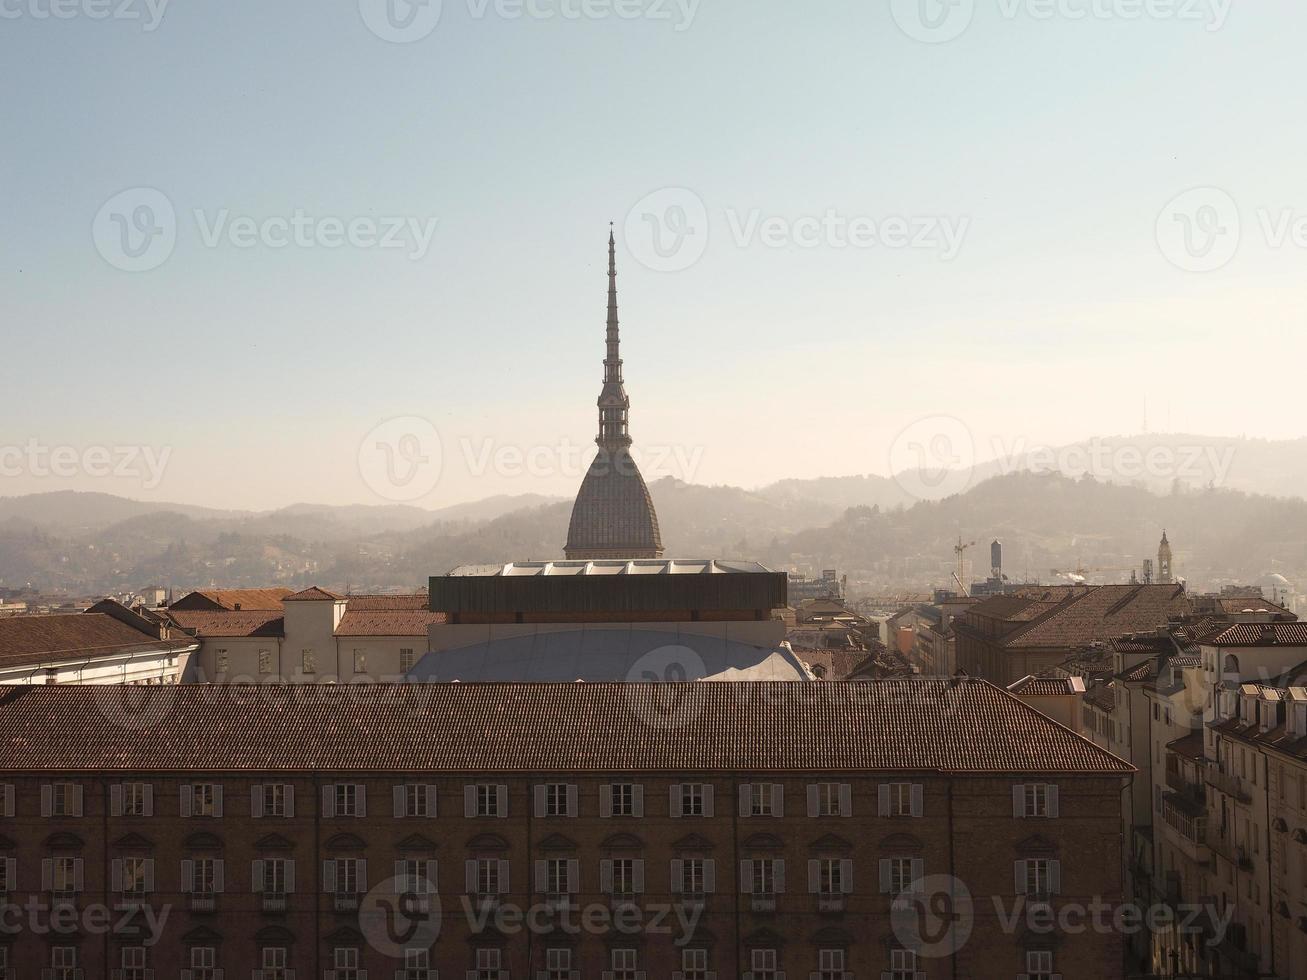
[807,859,819,893]
[394,858,407,883]
[670,784,683,817]
[356,785,366,818]
[838,783,852,817]
[426,859,438,892]
[464,786,476,818]
[496,785,508,818]
[323,859,337,893]
[322,785,335,819]
[879,859,891,894]
[740,860,753,894]
[534,860,547,892]
[426,784,438,817]
[213,859,224,892]
[394,785,407,818]
[180,784,193,818]
[600,860,613,893]
[877,784,890,817]
[40,784,52,818]
[358,858,368,890]
[600,784,613,818]
[1012,785,1025,818]
[739,784,752,818]
[840,858,853,893]
[911,784,923,817]
[703,858,716,893]
[703,785,715,818]
[633,858,645,893]
[670,859,684,892]
[252,860,265,892]
[285,860,296,893]
[1050,859,1062,895]
[1014,860,1027,895]
[72,785,83,817]
[0,784,11,817]
[774,859,785,892]
[212,785,223,818]
[73,858,83,891]
[567,785,578,817]
[181,859,194,893]
[110,784,124,817]
[144,859,155,892]
[252,785,264,819]
[111,858,123,893]
[497,859,510,893]
[633,784,644,817]
[142,784,153,817]
[2,858,12,891]
[1047,785,1059,818]
[464,860,477,893]
[911,857,924,889]
[285,785,295,818]
[567,859,579,893]
[41,858,52,891]
[772,784,784,817]
[807,784,819,818]
[534,785,547,819]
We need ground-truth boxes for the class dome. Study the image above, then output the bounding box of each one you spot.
[564,447,663,559]
[1260,572,1292,587]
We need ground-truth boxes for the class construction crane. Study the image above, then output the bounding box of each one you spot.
[953,537,976,597]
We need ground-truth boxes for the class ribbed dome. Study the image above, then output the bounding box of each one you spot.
[564,447,663,559]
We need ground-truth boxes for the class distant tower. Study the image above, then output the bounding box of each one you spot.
[990,540,1003,580]
[1157,531,1173,585]
[1142,559,1154,585]
[564,227,664,560]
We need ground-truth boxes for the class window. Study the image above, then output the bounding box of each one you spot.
[116,856,151,896]
[190,946,217,980]
[881,782,921,817]
[261,947,288,980]
[676,858,712,896]
[612,948,638,980]
[1018,858,1059,899]
[215,650,229,674]
[403,949,431,979]
[400,648,417,672]
[121,782,150,816]
[301,649,316,674]
[1025,950,1054,980]
[401,783,433,818]
[542,858,572,895]
[889,948,917,980]
[817,858,845,896]
[0,858,11,893]
[260,783,291,818]
[329,858,364,896]
[546,948,572,980]
[353,650,367,674]
[887,856,913,895]
[49,782,79,817]
[121,946,147,980]
[259,858,291,896]
[543,783,571,817]
[1015,783,1058,818]
[50,947,78,980]
[608,783,637,817]
[335,783,360,817]
[474,859,502,896]
[50,856,79,893]
[682,948,708,980]
[679,783,708,817]
[258,649,273,674]
[608,858,638,896]
[475,948,500,980]
[187,783,221,817]
[333,947,361,980]
[470,784,504,818]
[817,950,844,980]
[189,857,218,895]
[750,949,777,980]
[811,782,848,817]
[752,783,773,816]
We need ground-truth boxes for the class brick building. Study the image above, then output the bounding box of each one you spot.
[0,680,1131,979]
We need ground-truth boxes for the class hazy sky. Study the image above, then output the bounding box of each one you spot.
[2,0,1305,511]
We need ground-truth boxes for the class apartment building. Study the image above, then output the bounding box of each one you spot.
[0,680,1132,979]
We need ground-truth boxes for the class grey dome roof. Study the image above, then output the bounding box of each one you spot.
[564,447,663,559]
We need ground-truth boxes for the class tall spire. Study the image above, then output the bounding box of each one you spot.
[597,223,632,450]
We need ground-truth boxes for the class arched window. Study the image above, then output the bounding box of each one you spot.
[1223,654,1240,674]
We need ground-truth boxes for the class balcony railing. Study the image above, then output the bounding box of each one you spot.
[261,892,288,913]
[751,893,777,912]
[333,892,361,912]
[1203,761,1252,803]
[189,892,217,913]
[816,894,846,913]
[1207,831,1254,871]
[1166,769,1205,803]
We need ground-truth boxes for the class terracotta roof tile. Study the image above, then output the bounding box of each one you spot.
[168,589,291,612]
[283,587,345,602]
[0,614,185,668]
[0,681,1132,775]
[166,610,285,638]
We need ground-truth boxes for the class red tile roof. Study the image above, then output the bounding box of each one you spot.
[1007,675,1085,696]
[283,587,345,602]
[0,614,187,668]
[0,681,1132,775]
[168,589,291,612]
[166,610,285,639]
[1203,622,1307,648]
[1003,585,1189,650]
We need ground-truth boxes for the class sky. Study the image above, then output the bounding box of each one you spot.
[2,0,1305,512]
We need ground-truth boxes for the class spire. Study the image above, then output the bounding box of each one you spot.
[597,223,632,450]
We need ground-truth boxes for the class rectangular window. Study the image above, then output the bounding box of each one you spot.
[818,950,844,980]
[476,784,500,818]
[121,856,149,895]
[190,946,217,980]
[263,859,289,895]
[681,784,705,817]
[400,648,416,672]
[51,783,77,817]
[333,947,360,980]
[353,650,367,674]
[121,946,147,980]
[816,783,841,817]
[889,856,913,895]
[610,783,635,817]
[546,948,571,980]
[750,783,774,816]
[261,947,288,980]
[612,948,638,980]
[753,858,777,896]
[51,856,77,893]
[751,949,777,980]
[818,858,843,896]
[887,783,914,816]
[336,783,359,817]
[1025,784,1049,817]
[301,650,316,674]
[51,947,78,980]
[335,858,362,896]
[544,783,570,817]
[682,858,706,895]
[265,783,289,817]
[475,948,500,980]
[258,649,272,675]
[476,859,500,896]
[215,650,229,674]
[890,948,917,980]
[404,784,431,818]
[545,858,569,895]
[611,858,635,896]
[192,783,218,817]
[123,782,148,816]
[1025,859,1051,898]
[1026,950,1053,980]
[682,948,708,980]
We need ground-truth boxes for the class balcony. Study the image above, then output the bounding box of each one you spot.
[1160,794,1211,867]
[261,892,288,913]
[1203,761,1252,804]
[189,892,217,913]
[1166,768,1205,804]
[1207,831,1254,872]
